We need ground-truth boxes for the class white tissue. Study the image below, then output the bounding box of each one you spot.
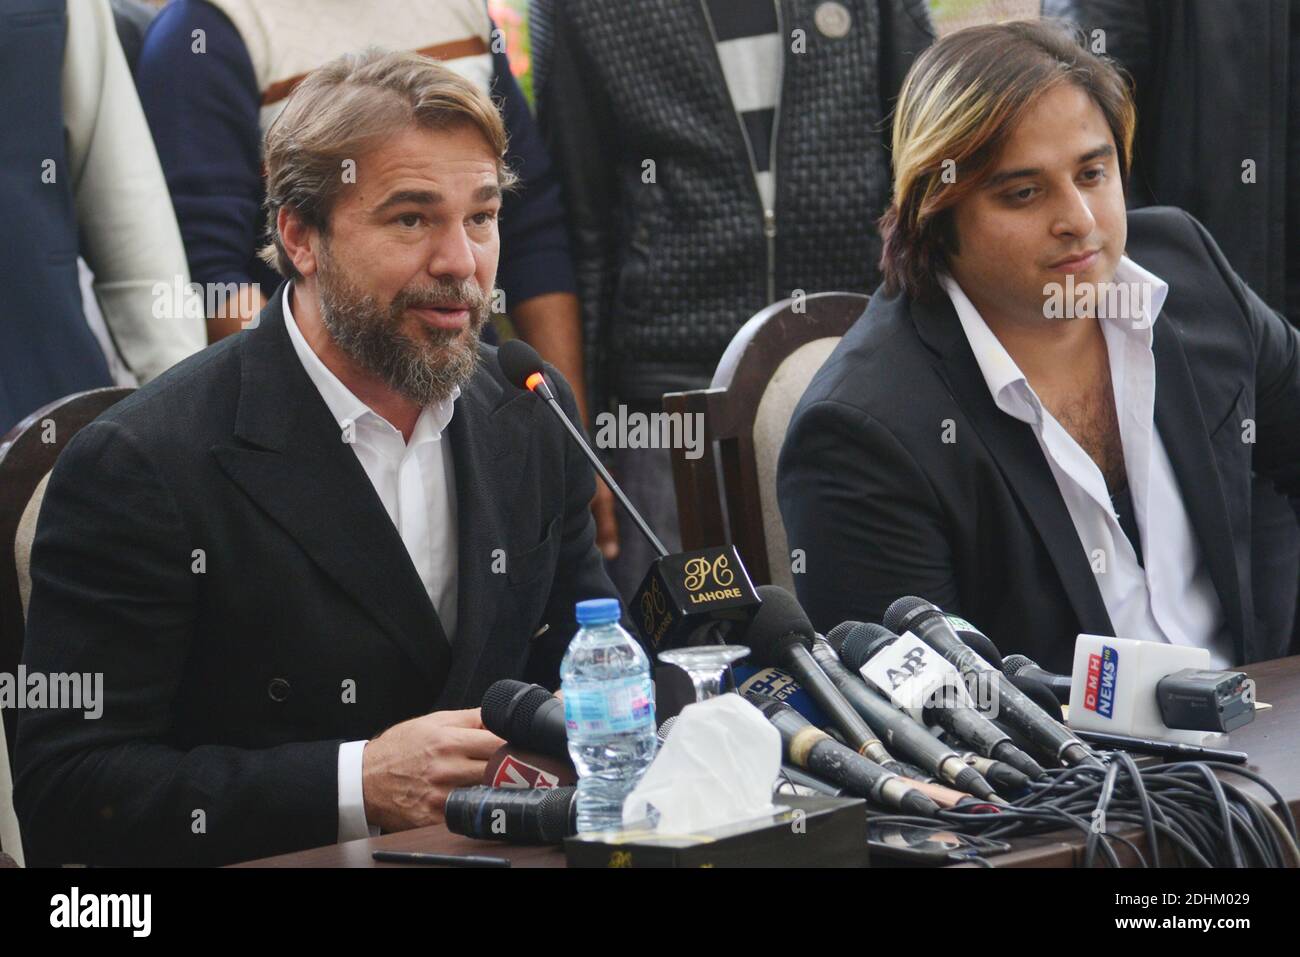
[622,693,781,833]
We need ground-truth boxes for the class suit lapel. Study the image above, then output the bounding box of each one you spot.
[1151,315,1247,659]
[909,293,1115,637]
[432,370,534,709]
[211,285,451,690]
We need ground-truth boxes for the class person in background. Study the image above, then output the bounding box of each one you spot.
[1044,0,1300,652]
[532,0,935,599]
[108,0,160,72]
[134,0,617,552]
[0,0,204,433]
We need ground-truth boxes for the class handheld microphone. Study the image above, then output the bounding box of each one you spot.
[743,692,940,816]
[1007,673,1066,722]
[1003,654,1072,704]
[835,622,1046,780]
[497,340,761,654]
[947,618,1005,672]
[444,785,577,844]
[812,630,997,800]
[742,586,892,763]
[884,597,1102,769]
[481,679,568,760]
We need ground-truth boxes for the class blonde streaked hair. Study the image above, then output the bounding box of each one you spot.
[878,19,1136,302]
[260,48,518,280]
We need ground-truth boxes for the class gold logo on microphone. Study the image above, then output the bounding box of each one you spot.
[641,576,666,635]
[683,554,741,603]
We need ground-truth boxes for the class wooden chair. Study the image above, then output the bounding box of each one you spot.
[664,292,867,589]
[0,387,132,865]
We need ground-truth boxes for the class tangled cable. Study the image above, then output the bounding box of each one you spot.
[871,750,1299,867]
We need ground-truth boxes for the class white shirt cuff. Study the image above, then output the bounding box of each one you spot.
[337,740,378,842]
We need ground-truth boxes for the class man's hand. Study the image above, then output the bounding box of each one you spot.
[592,477,620,559]
[361,708,505,833]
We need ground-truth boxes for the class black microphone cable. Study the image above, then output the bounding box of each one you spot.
[865,754,1297,868]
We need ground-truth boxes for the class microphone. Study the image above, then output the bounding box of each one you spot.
[742,586,894,764]
[498,340,761,654]
[812,630,997,800]
[499,339,666,557]
[444,786,577,844]
[1007,673,1066,722]
[1003,654,1073,704]
[835,622,1046,780]
[947,619,1005,672]
[884,597,1102,769]
[951,752,1031,798]
[743,693,940,817]
[481,679,567,760]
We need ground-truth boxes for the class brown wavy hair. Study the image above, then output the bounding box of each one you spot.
[260,48,518,281]
[877,19,1136,302]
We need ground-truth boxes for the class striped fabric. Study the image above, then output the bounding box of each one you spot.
[205,0,497,130]
[703,0,781,211]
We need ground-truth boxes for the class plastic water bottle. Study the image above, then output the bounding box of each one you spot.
[560,598,657,833]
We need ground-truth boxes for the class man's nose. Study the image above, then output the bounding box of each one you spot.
[1050,183,1098,239]
[427,224,477,281]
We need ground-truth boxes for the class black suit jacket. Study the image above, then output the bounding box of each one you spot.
[14,285,617,866]
[778,207,1300,673]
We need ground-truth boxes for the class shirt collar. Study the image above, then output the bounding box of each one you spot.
[282,283,459,441]
[940,255,1169,418]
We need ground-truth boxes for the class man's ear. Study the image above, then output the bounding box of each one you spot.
[278,206,319,278]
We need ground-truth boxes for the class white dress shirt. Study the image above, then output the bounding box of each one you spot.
[283,285,460,841]
[941,258,1232,667]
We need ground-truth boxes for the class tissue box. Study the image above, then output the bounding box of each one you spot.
[563,796,867,868]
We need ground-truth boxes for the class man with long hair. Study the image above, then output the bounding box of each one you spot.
[779,20,1300,672]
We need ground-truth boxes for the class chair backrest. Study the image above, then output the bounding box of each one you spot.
[0,387,132,864]
[664,292,866,588]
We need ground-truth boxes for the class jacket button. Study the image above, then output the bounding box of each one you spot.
[268,678,291,702]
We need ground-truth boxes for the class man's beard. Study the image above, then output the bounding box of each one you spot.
[316,245,488,406]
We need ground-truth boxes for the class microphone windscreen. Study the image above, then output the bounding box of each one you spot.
[481,678,551,740]
[824,620,869,655]
[1001,654,1034,677]
[838,623,898,672]
[498,338,545,391]
[883,595,936,635]
[743,585,815,665]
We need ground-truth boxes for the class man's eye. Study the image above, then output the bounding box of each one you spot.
[1081,167,1107,183]
[396,213,423,228]
[471,210,498,226]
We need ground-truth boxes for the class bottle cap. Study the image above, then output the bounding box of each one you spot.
[575,598,621,625]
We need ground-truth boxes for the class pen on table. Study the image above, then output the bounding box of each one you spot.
[372,850,511,868]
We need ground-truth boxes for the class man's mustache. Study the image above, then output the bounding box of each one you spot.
[395,283,488,314]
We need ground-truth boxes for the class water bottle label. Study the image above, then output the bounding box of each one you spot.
[564,677,654,735]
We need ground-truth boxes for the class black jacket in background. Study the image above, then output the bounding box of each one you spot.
[778,208,1300,673]
[1043,0,1298,324]
[14,285,618,866]
[534,0,934,404]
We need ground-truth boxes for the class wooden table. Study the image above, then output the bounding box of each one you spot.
[233,655,1300,868]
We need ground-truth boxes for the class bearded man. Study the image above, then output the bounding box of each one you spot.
[14,50,618,867]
